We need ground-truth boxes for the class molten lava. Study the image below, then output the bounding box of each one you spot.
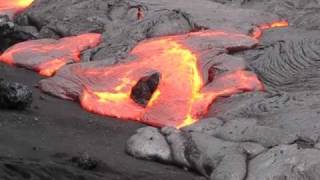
[0,18,289,128]
[0,0,34,18]
[0,33,102,76]
[251,20,289,39]
[77,31,263,128]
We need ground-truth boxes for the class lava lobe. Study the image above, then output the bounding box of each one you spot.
[65,31,264,128]
[0,33,102,76]
[251,20,289,39]
[0,0,34,19]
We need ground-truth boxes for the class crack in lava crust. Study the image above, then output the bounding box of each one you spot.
[78,31,264,128]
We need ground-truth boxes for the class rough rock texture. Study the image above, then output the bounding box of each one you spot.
[16,0,283,61]
[0,15,38,51]
[127,126,267,180]
[0,80,32,110]
[247,145,320,180]
[233,0,320,31]
[184,118,298,148]
[126,127,172,162]
[0,155,117,180]
[2,0,320,180]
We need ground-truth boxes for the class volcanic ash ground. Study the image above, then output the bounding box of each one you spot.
[2,0,320,180]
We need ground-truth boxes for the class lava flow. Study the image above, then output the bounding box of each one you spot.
[0,17,288,128]
[77,31,263,128]
[251,20,289,39]
[0,33,102,76]
[77,21,288,128]
[0,0,34,18]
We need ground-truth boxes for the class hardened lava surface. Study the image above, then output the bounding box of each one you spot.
[1,0,320,180]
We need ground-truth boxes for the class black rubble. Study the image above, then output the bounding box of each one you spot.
[0,15,38,52]
[0,80,32,110]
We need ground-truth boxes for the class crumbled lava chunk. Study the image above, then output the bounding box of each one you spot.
[0,79,32,110]
[70,155,98,170]
[130,72,160,107]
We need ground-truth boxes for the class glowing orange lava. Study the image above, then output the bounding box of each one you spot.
[77,31,263,128]
[38,58,67,77]
[0,0,34,18]
[0,33,102,76]
[0,18,289,128]
[251,20,289,39]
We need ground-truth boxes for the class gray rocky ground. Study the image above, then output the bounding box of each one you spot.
[2,0,320,179]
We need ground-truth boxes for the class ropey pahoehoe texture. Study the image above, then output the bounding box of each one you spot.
[1,0,320,180]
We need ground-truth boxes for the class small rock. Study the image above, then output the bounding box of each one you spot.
[240,142,266,158]
[0,80,32,110]
[188,132,247,180]
[126,127,172,163]
[71,155,98,170]
[163,128,191,168]
[0,15,14,37]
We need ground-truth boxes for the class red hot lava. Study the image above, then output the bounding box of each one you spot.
[0,0,34,18]
[77,21,288,128]
[0,33,102,76]
[0,17,288,128]
[251,20,289,39]
[77,31,263,128]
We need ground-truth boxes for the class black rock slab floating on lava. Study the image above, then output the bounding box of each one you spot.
[2,0,320,180]
[131,72,160,107]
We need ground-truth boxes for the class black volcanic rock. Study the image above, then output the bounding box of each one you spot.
[0,156,103,180]
[0,80,32,110]
[0,15,14,37]
[71,155,98,170]
[131,72,160,107]
[0,15,38,51]
[0,15,15,51]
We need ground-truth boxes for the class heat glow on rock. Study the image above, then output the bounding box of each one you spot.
[0,33,102,76]
[251,20,289,39]
[78,31,263,128]
[0,0,34,18]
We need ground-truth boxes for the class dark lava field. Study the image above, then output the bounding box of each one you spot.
[1,0,320,180]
